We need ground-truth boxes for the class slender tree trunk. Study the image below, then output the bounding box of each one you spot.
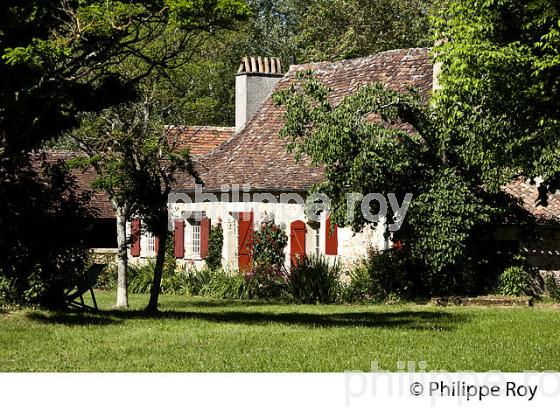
[115,206,129,309]
[146,229,167,312]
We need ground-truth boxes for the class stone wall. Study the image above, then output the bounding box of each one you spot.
[126,198,387,271]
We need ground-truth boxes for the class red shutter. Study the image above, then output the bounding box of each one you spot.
[155,235,160,253]
[131,219,141,257]
[174,219,185,258]
[200,217,211,259]
[238,211,254,272]
[325,216,338,255]
[290,220,306,267]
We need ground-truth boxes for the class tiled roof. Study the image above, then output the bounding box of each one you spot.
[166,126,234,156]
[33,127,233,219]
[179,48,434,191]
[35,151,115,219]
[503,179,560,222]
[29,48,560,222]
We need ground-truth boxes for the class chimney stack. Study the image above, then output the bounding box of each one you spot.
[235,56,284,132]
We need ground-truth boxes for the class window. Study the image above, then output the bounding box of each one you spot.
[192,221,201,257]
[146,232,156,254]
[314,225,321,256]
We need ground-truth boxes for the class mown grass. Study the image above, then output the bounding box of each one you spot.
[1,291,559,372]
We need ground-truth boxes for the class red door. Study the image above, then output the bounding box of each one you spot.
[238,212,254,272]
[290,220,306,267]
[325,215,338,255]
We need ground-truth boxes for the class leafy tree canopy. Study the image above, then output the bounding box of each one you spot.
[297,0,434,62]
[0,0,251,156]
[274,71,525,293]
[433,0,560,197]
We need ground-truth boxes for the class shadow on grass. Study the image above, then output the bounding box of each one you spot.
[27,307,468,331]
[164,298,277,309]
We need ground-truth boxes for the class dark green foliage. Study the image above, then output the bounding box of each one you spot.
[246,220,290,300]
[544,274,560,302]
[127,246,184,295]
[0,158,95,309]
[245,265,288,300]
[286,255,341,304]
[0,0,251,155]
[95,264,118,291]
[498,266,530,297]
[206,225,224,271]
[273,73,518,291]
[433,0,560,197]
[183,269,250,300]
[184,269,213,296]
[344,249,420,303]
[298,0,434,61]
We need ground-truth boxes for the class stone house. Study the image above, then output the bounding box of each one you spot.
[50,47,559,275]
[120,48,560,276]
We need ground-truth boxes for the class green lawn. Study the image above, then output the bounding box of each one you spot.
[0,291,559,372]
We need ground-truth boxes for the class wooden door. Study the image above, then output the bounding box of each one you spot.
[238,212,254,271]
[290,220,306,267]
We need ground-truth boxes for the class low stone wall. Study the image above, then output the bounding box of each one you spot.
[432,296,533,307]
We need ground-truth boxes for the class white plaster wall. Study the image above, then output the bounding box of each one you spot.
[166,200,386,271]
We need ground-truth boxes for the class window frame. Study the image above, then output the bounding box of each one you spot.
[314,224,321,257]
[192,221,201,258]
[146,231,156,255]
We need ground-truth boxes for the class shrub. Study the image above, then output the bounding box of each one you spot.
[182,268,253,300]
[0,159,95,309]
[128,250,187,295]
[544,274,560,302]
[342,248,428,303]
[245,264,287,300]
[252,220,288,268]
[183,268,212,296]
[95,263,117,290]
[0,277,14,306]
[498,266,530,296]
[206,225,223,271]
[286,255,341,304]
[342,263,381,303]
[202,270,250,300]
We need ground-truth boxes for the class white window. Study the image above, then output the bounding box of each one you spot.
[192,222,201,257]
[146,232,156,254]
[315,225,321,256]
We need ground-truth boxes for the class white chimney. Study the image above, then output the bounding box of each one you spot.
[235,56,284,132]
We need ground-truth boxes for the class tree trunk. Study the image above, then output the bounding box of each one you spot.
[146,229,167,312]
[115,207,129,309]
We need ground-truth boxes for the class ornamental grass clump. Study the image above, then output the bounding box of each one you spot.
[498,266,530,297]
[286,255,341,304]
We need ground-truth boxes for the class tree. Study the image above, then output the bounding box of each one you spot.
[0,0,251,156]
[2,0,249,308]
[432,0,560,198]
[0,156,95,308]
[238,0,310,63]
[297,0,434,62]
[69,88,200,311]
[273,72,524,295]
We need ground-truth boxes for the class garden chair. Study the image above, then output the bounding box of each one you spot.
[65,264,104,311]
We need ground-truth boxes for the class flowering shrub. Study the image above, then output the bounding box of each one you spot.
[252,220,288,268]
[245,264,287,300]
[244,220,289,299]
